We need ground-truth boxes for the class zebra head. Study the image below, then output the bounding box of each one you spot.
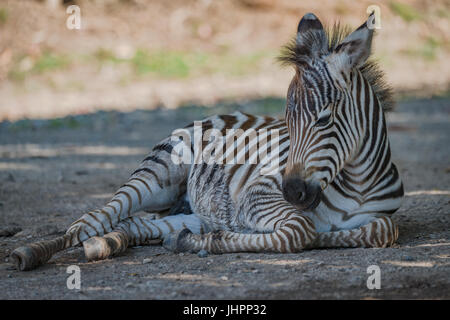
[281,13,377,211]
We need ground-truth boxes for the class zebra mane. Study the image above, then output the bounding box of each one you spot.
[278,23,394,112]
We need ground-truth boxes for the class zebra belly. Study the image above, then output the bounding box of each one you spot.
[303,209,378,232]
[187,163,240,232]
[177,111,289,232]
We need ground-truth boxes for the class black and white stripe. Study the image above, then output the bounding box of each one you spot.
[11,13,403,270]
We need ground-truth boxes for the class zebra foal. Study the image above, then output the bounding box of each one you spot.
[11,13,403,271]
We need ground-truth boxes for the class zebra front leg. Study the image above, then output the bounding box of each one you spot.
[163,215,317,253]
[11,138,190,270]
[310,216,399,248]
[83,214,208,261]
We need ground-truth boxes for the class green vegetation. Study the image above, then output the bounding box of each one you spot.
[128,49,273,78]
[402,36,444,61]
[420,36,442,60]
[214,51,271,76]
[6,116,83,132]
[32,52,70,73]
[94,48,122,64]
[8,47,273,82]
[131,49,191,77]
[7,31,279,83]
[435,7,450,19]
[7,119,33,132]
[93,47,274,78]
[8,67,26,82]
[0,8,8,25]
[389,1,422,22]
[47,117,80,129]
[8,52,70,81]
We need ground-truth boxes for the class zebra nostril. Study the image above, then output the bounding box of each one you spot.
[296,180,307,202]
[298,190,306,202]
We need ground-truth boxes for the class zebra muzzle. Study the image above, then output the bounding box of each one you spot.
[282,177,322,211]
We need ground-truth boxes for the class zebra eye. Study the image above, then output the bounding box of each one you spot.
[316,112,331,127]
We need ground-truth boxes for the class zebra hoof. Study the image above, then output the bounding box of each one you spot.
[10,246,42,271]
[83,237,112,261]
[162,228,192,253]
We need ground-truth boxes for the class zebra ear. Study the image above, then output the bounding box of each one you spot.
[332,14,374,72]
[296,13,328,58]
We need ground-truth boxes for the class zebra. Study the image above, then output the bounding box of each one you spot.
[11,13,403,271]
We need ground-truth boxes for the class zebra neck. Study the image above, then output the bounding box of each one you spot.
[337,84,393,197]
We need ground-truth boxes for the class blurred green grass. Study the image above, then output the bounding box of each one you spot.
[9,47,276,82]
[33,52,70,73]
[0,7,8,25]
[9,51,70,81]
[389,1,422,22]
[401,36,444,61]
[95,48,274,78]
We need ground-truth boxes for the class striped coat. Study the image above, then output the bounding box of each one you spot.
[11,13,403,271]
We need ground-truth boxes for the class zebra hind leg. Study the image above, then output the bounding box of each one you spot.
[10,234,73,271]
[11,137,190,271]
[83,214,207,261]
[309,216,399,249]
[163,215,317,254]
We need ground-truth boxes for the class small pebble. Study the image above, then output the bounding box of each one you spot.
[220,276,228,281]
[197,250,209,258]
[402,255,415,261]
[6,173,15,182]
[143,258,153,264]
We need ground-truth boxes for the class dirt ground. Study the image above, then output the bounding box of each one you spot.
[0,95,449,300]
